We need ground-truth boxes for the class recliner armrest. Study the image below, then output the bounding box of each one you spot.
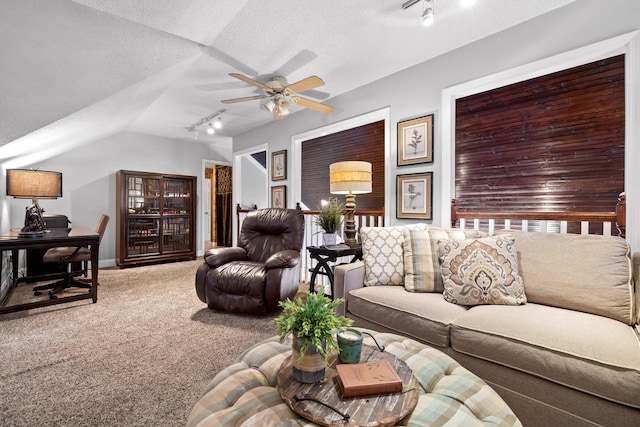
[334,261,365,317]
[204,247,247,268]
[265,250,300,269]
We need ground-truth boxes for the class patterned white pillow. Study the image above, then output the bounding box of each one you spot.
[360,223,428,286]
[402,228,487,293]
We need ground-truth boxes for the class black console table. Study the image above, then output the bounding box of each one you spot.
[0,227,100,315]
[307,244,363,300]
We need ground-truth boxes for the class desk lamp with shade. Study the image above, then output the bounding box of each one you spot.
[6,169,63,237]
[329,161,372,247]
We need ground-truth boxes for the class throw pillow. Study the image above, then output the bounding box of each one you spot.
[438,235,527,306]
[360,223,428,286]
[402,228,487,293]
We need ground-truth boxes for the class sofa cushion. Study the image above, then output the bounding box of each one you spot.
[347,286,467,348]
[402,228,487,293]
[360,223,428,287]
[438,235,526,306]
[494,230,633,324]
[450,303,640,409]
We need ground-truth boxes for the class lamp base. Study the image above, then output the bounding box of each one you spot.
[343,192,359,247]
[18,230,45,238]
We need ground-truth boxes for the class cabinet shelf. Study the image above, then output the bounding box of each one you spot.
[116,170,197,267]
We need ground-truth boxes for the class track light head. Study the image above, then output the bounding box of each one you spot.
[422,0,434,26]
[206,122,215,135]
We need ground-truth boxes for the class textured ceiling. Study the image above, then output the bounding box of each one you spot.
[0,0,576,163]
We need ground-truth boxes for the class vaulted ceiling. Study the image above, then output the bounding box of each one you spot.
[0,0,575,162]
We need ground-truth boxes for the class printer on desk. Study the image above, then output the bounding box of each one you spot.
[43,214,71,230]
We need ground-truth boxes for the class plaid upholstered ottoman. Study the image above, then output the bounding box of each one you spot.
[186,329,521,426]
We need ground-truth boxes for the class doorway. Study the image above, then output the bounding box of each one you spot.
[202,160,232,250]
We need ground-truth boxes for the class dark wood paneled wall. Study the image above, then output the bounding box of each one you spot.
[301,120,385,211]
[455,54,625,212]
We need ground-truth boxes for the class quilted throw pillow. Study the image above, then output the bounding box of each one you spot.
[402,228,487,293]
[360,223,428,286]
[438,235,527,306]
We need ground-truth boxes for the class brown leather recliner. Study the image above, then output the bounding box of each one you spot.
[195,207,305,315]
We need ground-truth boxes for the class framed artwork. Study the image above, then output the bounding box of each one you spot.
[397,114,434,166]
[396,173,433,219]
[271,149,287,180]
[271,185,286,208]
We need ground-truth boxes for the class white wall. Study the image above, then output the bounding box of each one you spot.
[232,0,640,246]
[239,154,267,209]
[6,131,229,266]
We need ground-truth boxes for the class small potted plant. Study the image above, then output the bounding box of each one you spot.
[273,292,353,383]
[316,197,343,246]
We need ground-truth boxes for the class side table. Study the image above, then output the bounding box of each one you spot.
[307,244,362,299]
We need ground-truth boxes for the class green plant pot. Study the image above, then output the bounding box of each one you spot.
[291,335,326,383]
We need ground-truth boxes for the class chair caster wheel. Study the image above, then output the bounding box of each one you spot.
[49,294,58,300]
[34,291,42,296]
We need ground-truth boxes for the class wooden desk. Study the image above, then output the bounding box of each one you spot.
[307,245,363,299]
[0,227,100,314]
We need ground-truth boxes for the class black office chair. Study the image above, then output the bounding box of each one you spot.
[33,214,109,299]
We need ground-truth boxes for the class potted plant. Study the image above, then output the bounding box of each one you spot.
[273,292,353,383]
[316,197,343,246]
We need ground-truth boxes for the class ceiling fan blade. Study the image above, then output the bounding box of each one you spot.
[203,46,258,76]
[291,96,334,114]
[273,49,318,77]
[285,76,325,95]
[229,73,272,92]
[221,95,267,104]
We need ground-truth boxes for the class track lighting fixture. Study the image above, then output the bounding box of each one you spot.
[185,109,226,137]
[402,0,435,26]
[422,0,434,26]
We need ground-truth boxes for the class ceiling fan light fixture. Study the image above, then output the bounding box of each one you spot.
[263,99,275,112]
[279,100,290,116]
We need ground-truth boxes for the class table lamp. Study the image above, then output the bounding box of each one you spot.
[329,161,372,247]
[6,169,63,237]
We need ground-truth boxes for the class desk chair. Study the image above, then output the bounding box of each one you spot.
[33,214,109,299]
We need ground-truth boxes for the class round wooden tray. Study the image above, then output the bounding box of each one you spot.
[277,345,419,427]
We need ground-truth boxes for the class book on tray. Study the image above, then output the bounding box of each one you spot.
[335,359,403,397]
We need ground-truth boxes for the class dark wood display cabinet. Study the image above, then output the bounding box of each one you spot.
[116,170,197,267]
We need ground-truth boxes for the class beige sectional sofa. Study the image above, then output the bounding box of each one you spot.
[334,226,640,426]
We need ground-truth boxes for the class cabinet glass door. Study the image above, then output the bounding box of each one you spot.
[127,217,160,256]
[127,176,161,256]
[162,178,192,253]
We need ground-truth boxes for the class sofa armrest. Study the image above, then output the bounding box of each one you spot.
[334,260,365,317]
[633,252,640,324]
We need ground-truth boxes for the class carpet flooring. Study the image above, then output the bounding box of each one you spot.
[0,259,280,426]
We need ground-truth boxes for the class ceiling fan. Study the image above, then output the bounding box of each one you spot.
[221,73,334,120]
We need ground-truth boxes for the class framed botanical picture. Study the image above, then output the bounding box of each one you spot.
[396,173,433,219]
[271,185,286,208]
[271,149,287,180]
[397,114,434,166]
